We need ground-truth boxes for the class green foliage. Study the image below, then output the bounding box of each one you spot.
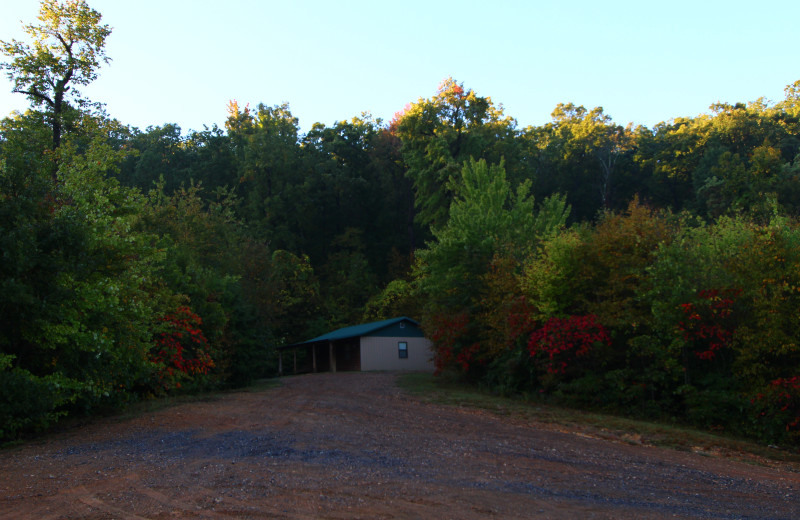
[416,159,536,311]
[578,199,678,331]
[416,158,569,378]
[319,228,378,327]
[394,78,517,227]
[528,103,640,220]
[417,189,800,445]
[0,115,166,438]
[640,214,800,440]
[266,249,322,344]
[140,182,276,387]
[1,0,111,150]
[0,357,79,440]
[226,102,302,248]
[362,278,419,323]
[47,123,166,408]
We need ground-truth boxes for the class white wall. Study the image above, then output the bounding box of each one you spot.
[359,336,434,371]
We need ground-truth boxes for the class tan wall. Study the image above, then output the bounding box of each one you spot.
[359,336,434,371]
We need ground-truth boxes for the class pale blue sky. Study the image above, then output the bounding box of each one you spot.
[1,0,798,134]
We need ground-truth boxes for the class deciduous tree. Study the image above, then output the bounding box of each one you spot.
[393,78,517,228]
[1,0,111,153]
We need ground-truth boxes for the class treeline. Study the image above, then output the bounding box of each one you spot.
[410,162,800,446]
[3,2,800,446]
[390,81,800,446]
[107,77,800,446]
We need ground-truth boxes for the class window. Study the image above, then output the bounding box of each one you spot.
[398,341,408,359]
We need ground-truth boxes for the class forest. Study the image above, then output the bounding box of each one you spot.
[2,1,800,447]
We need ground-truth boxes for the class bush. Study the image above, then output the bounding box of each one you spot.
[0,356,78,442]
[750,377,800,445]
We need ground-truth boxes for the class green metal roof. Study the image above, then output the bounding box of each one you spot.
[286,317,421,347]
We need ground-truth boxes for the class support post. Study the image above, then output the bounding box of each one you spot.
[312,345,317,373]
[329,341,337,373]
[278,350,283,376]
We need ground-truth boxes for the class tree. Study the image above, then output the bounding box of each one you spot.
[534,104,637,220]
[301,115,414,278]
[1,0,111,153]
[0,115,172,438]
[393,78,517,228]
[632,117,704,210]
[415,159,569,376]
[225,102,303,247]
[117,124,190,192]
[688,100,799,219]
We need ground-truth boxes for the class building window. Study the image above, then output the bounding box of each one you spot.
[398,341,408,359]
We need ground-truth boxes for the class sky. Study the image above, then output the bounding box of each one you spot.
[1,0,798,134]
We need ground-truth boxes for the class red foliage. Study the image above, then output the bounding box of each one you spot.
[504,296,538,346]
[528,315,611,375]
[455,343,482,372]
[676,288,740,360]
[152,306,214,389]
[388,103,413,133]
[754,376,800,435]
[428,312,470,375]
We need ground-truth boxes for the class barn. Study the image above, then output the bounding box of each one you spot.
[277,317,433,375]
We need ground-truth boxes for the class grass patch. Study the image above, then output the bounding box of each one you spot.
[397,372,800,470]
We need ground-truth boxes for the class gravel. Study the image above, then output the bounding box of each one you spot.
[1,371,798,519]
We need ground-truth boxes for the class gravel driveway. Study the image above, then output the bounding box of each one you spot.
[1,371,798,519]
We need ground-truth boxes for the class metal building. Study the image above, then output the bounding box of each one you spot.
[277,317,433,374]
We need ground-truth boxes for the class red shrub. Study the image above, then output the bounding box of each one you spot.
[152,306,214,390]
[676,288,741,360]
[752,376,800,442]
[528,315,610,375]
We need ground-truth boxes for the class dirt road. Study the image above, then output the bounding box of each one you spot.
[1,372,798,519]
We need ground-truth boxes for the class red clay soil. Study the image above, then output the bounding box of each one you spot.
[1,372,799,519]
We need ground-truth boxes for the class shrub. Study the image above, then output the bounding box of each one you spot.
[0,355,78,442]
[528,314,611,378]
[151,306,214,392]
[751,376,800,445]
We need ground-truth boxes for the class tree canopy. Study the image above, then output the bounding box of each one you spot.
[1,0,111,151]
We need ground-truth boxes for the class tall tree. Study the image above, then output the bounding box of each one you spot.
[691,100,798,218]
[226,101,303,247]
[393,78,517,229]
[632,116,704,210]
[301,115,414,277]
[414,159,569,375]
[1,0,111,153]
[534,104,637,220]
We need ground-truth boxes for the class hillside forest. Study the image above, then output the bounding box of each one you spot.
[2,1,800,447]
